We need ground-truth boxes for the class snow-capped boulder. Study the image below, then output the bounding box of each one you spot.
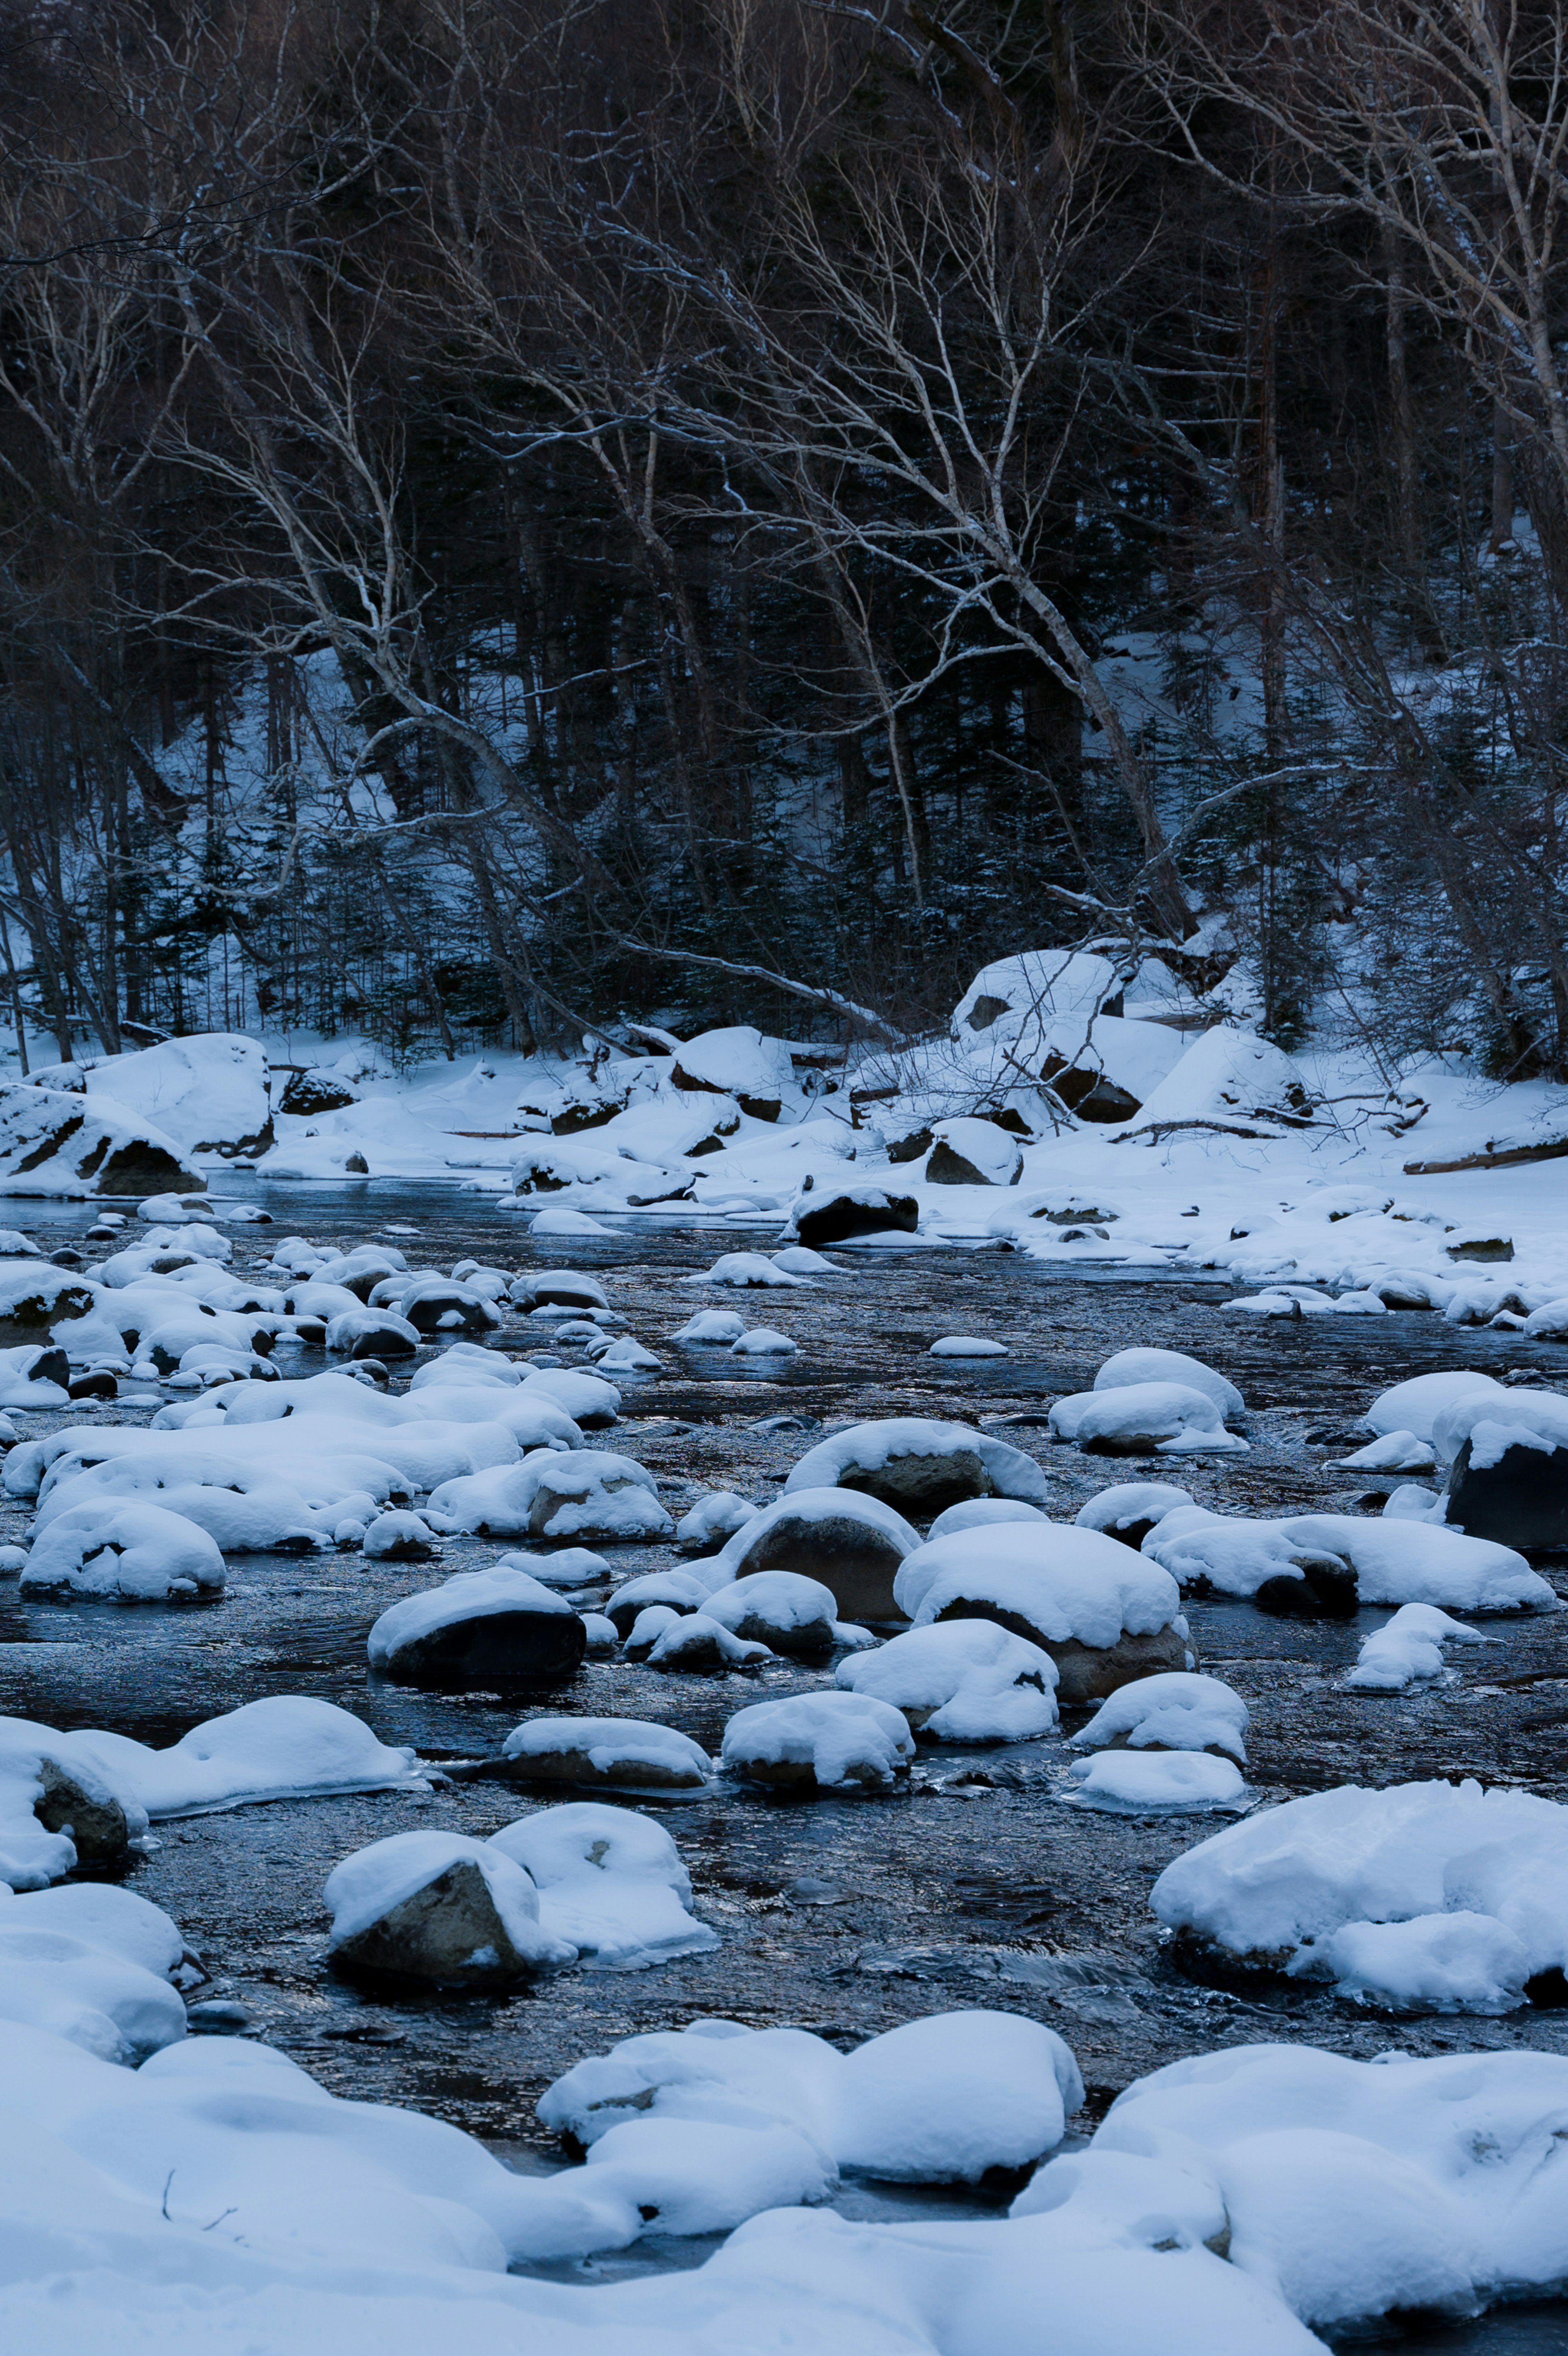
[367,1566,587,1688]
[702,1571,842,1657]
[640,1611,773,1670]
[1038,1014,1186,1123]
[361,1510,436,1561]
[1118,1025,1316,1137]
[495,1717,713,1794]
[1094,1348,1244,1419]
[0,1343,69,1409]
[0,1724,149,1882]
[277,1066,358,1117]
[1049,1383,1246,1457]
[325,1829,577,1985]
[1152,1778,1568,2011]
[0,1260,102,1343]
[784,1417,1051,1511]
[0,1882,187,2060]
[1364,1371,1508,1445]
[604,1568,716,1638]
[324,1307,419,1359]
[836,1620,1059,1741]
[1075,1483,1196,1549]
[722,1692,915,1791]
[1069,1671,1249,1762]
[894,1523,1191,1704]
[1278,1514,1555,1613]
[929,1335,1009,1358]
[679,1251,809,1289]
[1430,1390,1568,1549]
[1140,1505,1359,1615]
[0,1082,203,1199]
[784,1183,919,1248]
[60,1034,274,1159]
[429,1450,672,1543]
[520,1367,620,1427]
[670,1027,795,1121]
[952,949,1125,1057]
[709,1488,921,1621]
[673,1308,748,1343]
[926,1497,1051,1540]
[924,1119,1024,1187]
[20,1501,225,1602]
[676,1490,759,1550]
[511,1268,610,1311]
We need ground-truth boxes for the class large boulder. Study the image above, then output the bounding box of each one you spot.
[785,1417,1051,1512]
[34,1034,274,1159]
[894,1523,1192,1705]
[325,1830,576,1985]
[670,1027,794,1121]
[785,1182,918,1248]
[708,1488,921,1621]
[20,1501,226,1603]
[0,1260,102,1343]
[836,1620,1059,1742]
[367,1567,587,1689]
[0,1083,202,1200]
[278,1067,358,1117]
[924,1119,1024,1187]
[1446,1435,1568,1550]
[702,1571,842,1657]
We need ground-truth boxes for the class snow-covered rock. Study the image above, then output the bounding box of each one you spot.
[1152,1777,1568,2009]
[837,1619,1059,1741]
[835,2010,1082,2182]
[894,1522,1192,1702]
[604,1567,717,1636]
[784,1182,919,1248]
[1049,1382,1247,1456]
[924,1118,1024,1186]
[702,1571,841,1657]
[679,1249,808,1289]
[489,1544,608,1588]
[1069,1671,1249,1761]
[1094,1347,1244,1418]
[429,1449,671,1542]
[642,1611,773,1671]
[785,1416,1051,1510]
[952,948,1125,1057]
[56,1697,423,1818]
[926,1496,1051,1540]
[1037,1012,1187,1122]
[43,1034,274,1159]
[675,1489,759,1550]
[707,1487,921,1621]
[0,1258,102,1342]
[673,1307,748,1343]
[368,1566,586,1689]
[20,1499,225,1601]
[511,1267,610,1311]
[929,1334,1009,1357]
[325,1829,577,1984]
[1075,1481,1196,1548]
[1364,1370,1508,1444]
[670,1027,795,1120]
[497,1717,713,1793]
[0,1882,186,2060]
[722,1691,915,1791]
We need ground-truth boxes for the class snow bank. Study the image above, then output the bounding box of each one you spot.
[1152,1777,1568,2009]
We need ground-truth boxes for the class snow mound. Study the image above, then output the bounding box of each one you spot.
[929,1335,1009,1357]
[488,1803,718,1968]
[730,1325,797,1356]
[1365,1371,1509,1445]
[894,1521,1182,1641]
[927,1496,1050,1540]
[0,1882,186,2060]
[1049,1382,1246,1456]
[1152,1777,1568,2009]
[676,1489,758,1550]
[679,1250,809,1288]
[67,1034,273,1159]
[1076,1482,1195,1543]
[1116,1025,1316,1137]
[1346,1603,1491,1691]
[60,1698,424,1818]
[1069,1671,1249,1761]
[836,1619,1059,1741]
[722,1691,915,1790]
[1063,1751,1250,1814]
[429,1448,671,1541]
[952,948,1124,1057]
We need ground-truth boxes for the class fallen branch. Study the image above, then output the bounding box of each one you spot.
[615,940,906,1043]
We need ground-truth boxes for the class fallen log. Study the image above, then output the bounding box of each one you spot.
[1404,1136,1568,1175]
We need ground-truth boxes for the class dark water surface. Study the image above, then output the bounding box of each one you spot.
[5,1176,1568,2349]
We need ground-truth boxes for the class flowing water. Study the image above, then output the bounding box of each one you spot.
[5,1174,1568,2346]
